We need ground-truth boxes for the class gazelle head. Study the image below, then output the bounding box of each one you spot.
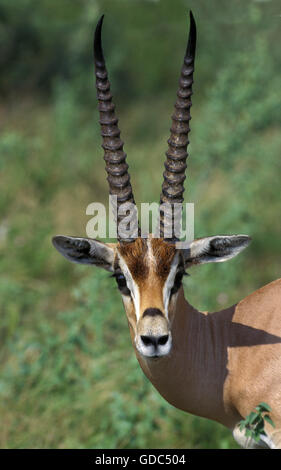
[52,13,251,359]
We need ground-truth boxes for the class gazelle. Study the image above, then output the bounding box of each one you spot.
[52,12,281,449]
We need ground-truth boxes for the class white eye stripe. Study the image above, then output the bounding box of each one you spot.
[118,254,141,320]
[163,254,179,316]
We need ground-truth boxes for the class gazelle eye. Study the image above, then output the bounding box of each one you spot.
[116,273,126,286]
[112,272,131,296]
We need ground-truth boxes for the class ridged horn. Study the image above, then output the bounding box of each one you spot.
[158,11,196,240]
[93,15,138,242]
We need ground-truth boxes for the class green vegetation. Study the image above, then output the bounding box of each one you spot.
[239,403,275,446]
[0,0,280,449]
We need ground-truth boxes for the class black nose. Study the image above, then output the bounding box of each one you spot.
[140,335,169,348]
[142,308,164,318]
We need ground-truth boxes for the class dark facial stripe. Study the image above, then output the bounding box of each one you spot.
[113,256,120,272]
[170,256,188,296]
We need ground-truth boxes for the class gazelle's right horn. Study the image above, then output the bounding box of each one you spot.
[94,15,138,243]
[158,11,196,240]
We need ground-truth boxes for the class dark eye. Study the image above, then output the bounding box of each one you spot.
[113,272,131,296]
[170,270,185,296]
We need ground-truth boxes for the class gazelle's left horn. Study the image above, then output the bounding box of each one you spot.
[94,15,138,242]
[158,11,196,240]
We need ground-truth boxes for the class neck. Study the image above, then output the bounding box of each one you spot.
[135,287,239,428]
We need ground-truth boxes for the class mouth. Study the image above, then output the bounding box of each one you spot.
[140,353,161,360]
[149,355,161,361]
[138,348,171,360]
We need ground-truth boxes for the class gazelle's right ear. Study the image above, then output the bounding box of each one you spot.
[52,235,115,272]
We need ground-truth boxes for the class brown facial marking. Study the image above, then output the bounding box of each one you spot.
[150,238,176,281]
[139,239,177,315]
[118,238,177,285]
[118,238,149,282]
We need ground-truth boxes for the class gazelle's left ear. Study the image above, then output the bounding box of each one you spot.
[183,235,251,268]
[52,235,116,272]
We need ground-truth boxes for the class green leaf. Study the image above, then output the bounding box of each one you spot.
[264,415,275,428]
[248,411,258,424]
[257,402,271,413]
[255,423,264,435]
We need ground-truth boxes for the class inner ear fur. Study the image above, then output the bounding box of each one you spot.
[52,235,116,271]
[183,235,251,267]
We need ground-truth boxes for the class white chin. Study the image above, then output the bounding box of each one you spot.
[136,341,172,359]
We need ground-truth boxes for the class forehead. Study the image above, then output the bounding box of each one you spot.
[117,237,177,282]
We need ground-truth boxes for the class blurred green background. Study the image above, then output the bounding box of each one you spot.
[0,0,280,449]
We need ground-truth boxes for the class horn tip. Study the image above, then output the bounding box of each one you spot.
[94,14,105,64]
[187,10,197,59]
[97,14,105,27]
